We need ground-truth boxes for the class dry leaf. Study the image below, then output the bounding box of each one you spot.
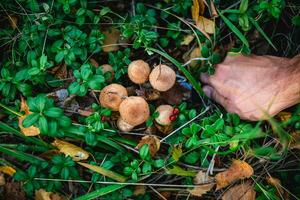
[188,47,202,67]
[78,109,93,117]
[181,35,195,45]
[78,162,126,182]
[19,97,40,136]
[188,183,214,197]
[196,16,215,34]
[267,176,284,196]
[290,131,300,149]
[136,135,160,157]
[49,63,67,79]
[191,0,205,22]
[89,58,99,67]
[0,166,16,176]
[277,112,291,122]
[221,182,256,200]
[102,28,120,52]
[135,88,160,101]
[35,189,65,200]
[52,139,89,161]
[215,160,253,190]
[194,171,213,184]
[0,173,5,186]
[8,16,17,29]
[133,185,146,196]
[155,122,173,135]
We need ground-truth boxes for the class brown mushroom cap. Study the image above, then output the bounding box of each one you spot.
[155,105,173,126]
[99,84,128,111]
[149,64,176,91]
[117,117,134,132]
[128,60,150,84]
[119,96,150,126]
[100,64,114,82]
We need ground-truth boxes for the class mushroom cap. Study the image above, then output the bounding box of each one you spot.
[117,117,134,132]
[119,96,150,126]
[149,64,176,91]
[155,105,173,126]
[128,60,150,84]
[99,84,128,111]
[100,64,114,82]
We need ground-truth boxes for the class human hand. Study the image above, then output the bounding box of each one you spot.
[200,54,300,121]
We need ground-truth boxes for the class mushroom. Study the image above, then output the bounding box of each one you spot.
[155,105,174,126]
[149,64,176,91]
[119,96,150,127]
[100,64,114,82]
[128,60,150,84]
[99,84,128,111]
[117,117,134,132]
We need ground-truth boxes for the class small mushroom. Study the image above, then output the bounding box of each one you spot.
[117,117,134,132]
[155,105,174,126]
[100,64,114,82]
[99,84,128,111]
[128,60,150,84]
[149,64,176,91]
[119,96,150,127]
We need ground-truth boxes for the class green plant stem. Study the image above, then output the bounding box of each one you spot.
[0,102,22,117]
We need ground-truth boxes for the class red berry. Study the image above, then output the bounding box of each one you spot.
[172,108,180,115]
[169,114,177,121]
[101,116,106,122]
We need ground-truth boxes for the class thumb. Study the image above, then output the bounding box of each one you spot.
[203,85,228,107]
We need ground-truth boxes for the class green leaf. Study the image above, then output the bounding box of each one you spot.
[35,95,46,111]
[100,7,111,16]
[75,184,125,200]
[166,165,197,176]
[44,107,63,118]
[292,16,300,26]
[218,11,249,48]
[139,144,149,160]
[55,51,64,63]
[171,146,182,161]
[28,67,40,76]
[22,113,40,127]
[68,82,80,94]
[239,0,248,13]
[58,116,72,127]
[39,116,48,134]
[61,167,69,179]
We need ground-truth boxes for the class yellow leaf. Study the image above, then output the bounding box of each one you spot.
[0,166,16,176]
[52,139,89,161]
[277,112,291,122]
[102,28,120,52]
[221,182,256,200]
[188,183,214,197]
[171,146,182,161]
[77,162,126,182]
[196,16,215,34]
[181,35,195,45]
[20,96,30,114]
[136,135,160,157]
[191,0,205,22]
[215,160,253,190]
[35,189,65,200]
[19,115,40,136]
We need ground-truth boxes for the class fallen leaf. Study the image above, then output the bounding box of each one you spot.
[171,146,182,161]
[290,131,300,149]
[221,182,256,200]
[188,183,214,197]
[267,176,284,196]
[52,139,89,161]
[0,173,5,186]
[8,16,17,29]
[136,135,160,157]
[135,88,160,101]
[277,112,291,122]
[39,150,60,159]
[35,189,65,200]
[49,63,67,79]
[4,182,26,200]
[102,28,120,52]
[0,166,16,176]
[181,35,195,45]
[19,97,40,136]
[194,171,213,184]
[155,122,173,134]
[133,185,146,196]
[78,109,93,117]
[191,0,205,22]
[90,58,99,67]
[166,165,197,177]
[196,16,215,34]
[215,160,253,190]
[161,83,190,105]
[188,47,202,67]
[77,162,126,182]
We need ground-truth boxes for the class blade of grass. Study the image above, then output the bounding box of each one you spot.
[78,162,127,182]
[218,11,249,48]
[249,17,277,51]
[148,47,203,97]
[74,184,125,200]
[0,145,44,164]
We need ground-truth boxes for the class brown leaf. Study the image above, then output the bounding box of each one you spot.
[188,183,214,197]
[35,189,65,200]
[196,16,215,34]
[161,83,190,105]
[136,135,160,157]
[290,131,300,149]
[194,171,213,184]
[215,160,253,190]
[90,58,99,67]
[155,122,173,135]
[19,97,40,136]
[267,176,284,196]
[103,28,120,52]
[4,182,26,200]
[0,173,5,186]
[52,139,89,161]
[221,182,256,200]
[8,16,17,29]
[188,47,202,68]
[78,109,93,117]
[0,166,16,176]
[49,63,67,79]
[20,96,30,114]
[133,185,146,196]
[135,88,160,101]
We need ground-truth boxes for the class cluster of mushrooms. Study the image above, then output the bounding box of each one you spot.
[96,59,179,132]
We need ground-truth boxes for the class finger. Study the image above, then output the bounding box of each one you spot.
[200,73,211,85]
[203,85,228,107]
